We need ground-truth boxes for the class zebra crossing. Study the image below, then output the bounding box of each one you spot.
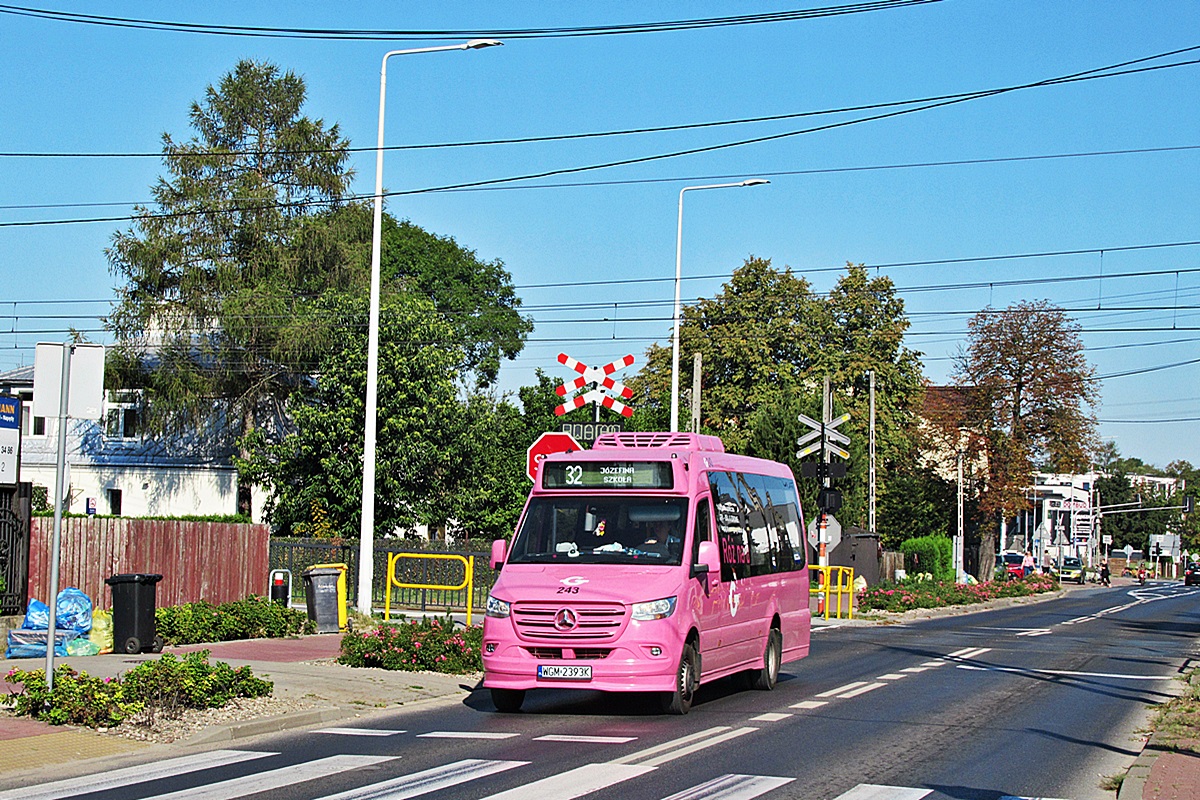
[1,742,1063,800]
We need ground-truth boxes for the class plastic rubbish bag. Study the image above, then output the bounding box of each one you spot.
[5,628,78,659]
[91,608,114,654]
[21,598,50,630]
[55,587,93,633]
[66,636,101,656]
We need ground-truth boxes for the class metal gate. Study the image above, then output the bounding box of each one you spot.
[0,483,31,615]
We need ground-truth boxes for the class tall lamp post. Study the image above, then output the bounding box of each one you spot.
[358,39,502,616]
[670,179,769,432]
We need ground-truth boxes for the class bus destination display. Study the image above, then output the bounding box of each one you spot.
[542,461,674,490]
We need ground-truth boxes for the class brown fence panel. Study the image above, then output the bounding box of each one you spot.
[27,518,269,610]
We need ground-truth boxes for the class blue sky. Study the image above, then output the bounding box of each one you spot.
[1,1,1197,469]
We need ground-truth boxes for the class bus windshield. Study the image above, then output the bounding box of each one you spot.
[508,496,687,566]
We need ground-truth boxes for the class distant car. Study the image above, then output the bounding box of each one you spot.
[1185,562,1200,586]
[1000,552,1025,580]
[1058,557,1085,584]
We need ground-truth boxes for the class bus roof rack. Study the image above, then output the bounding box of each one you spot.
[591,432,725,452]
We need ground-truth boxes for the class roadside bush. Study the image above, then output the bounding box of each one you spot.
[156,596,314,645]
[3,650,272,728]
[338,616,482,673]
[859,573,1057,612]
[899,535,955,582]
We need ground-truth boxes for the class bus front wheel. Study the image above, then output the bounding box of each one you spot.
[491,688,526,713]
[662,643,698,715]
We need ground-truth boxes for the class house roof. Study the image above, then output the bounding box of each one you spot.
[0,364,34,389]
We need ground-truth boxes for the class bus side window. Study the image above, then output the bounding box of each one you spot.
[692,497,712,565]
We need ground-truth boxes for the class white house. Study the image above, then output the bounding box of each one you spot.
[0,364,265,520]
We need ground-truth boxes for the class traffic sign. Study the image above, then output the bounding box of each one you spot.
[526,431,584,482]
[553,353,635,418]
[806,513,842,552]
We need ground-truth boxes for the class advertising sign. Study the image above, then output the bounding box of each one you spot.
[0,395,18,485]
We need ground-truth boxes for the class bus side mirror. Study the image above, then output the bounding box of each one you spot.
[692,540,719,579]
[490,539,508,571]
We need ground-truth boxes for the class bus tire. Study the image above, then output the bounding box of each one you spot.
[490,688,525,713]
[750,628,781,691]
[662,643,698,715]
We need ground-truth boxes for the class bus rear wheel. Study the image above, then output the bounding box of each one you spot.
[749,628,781,691]
[661,643,698,715]
[490,688,525,713]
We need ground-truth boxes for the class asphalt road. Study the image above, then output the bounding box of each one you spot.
[10,581,1199,800]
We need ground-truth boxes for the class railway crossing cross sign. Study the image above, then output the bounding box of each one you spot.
[796,412,851,460]
[553,352,636,418]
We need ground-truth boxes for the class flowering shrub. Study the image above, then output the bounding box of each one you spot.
[338,616,483,673]
[859,573,1057,613]
[4,650,272,728]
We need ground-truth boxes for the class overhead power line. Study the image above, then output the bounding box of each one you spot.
[3,46,1199,227]
[0,2,940,41]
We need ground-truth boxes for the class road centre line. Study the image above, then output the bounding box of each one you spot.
[750,712,793,722]
[900,666,929,673]
[315,728,406,736]
[877,673,908,680]
[956,664,1174,681]
[318,759,529,800]
[0,750,276,800]
[837,682,887,698]
[152,755,394,800]
[660,773,795,800]
[790,700,829,709]
[920,661,947,667]
[816,681,868,697]
[637,727,760,768]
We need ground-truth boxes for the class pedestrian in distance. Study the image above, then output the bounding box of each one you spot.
[1022,550,1036,577]
[1099,560,1111,587]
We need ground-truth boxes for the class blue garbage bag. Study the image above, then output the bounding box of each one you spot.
[55,587,93,633]
[5,628,78,658]
[21,598,50,630]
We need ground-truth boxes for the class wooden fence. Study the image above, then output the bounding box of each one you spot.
[27,517,270,610]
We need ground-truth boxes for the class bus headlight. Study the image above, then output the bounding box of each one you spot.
[486,595,511,618]
[632,596,677,621]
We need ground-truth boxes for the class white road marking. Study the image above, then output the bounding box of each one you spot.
[816,681,867,697]
[920,660,946,667]
[315,728,406,737]
[417,731,521,739]
[831,784,932,800]
[837,682,886,698]
[790,700,829,709]
[533,734,637,743]
[151,755,394,800]
[611,726,732,765]
[477,763,655,800]
[660,773,794,799]
[1014,629,1052,637]
[877,673,908,680]
[900,667,929,673]
[0,750,276,800]
[638,728,761,768]
[317,759,528,800]
[749,712,792,722]
[998,796,1071,800]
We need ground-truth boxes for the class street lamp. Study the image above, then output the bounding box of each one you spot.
[358,39,502,616]
[670,179,769,432]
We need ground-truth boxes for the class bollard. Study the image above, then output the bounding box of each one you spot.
[270,569,291,606]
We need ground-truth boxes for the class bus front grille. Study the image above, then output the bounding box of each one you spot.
[512,602,626,641]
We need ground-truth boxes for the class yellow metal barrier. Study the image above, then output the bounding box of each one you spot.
[384,552,476,626]
[808,565,855,620]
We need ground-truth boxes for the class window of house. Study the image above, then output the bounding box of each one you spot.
[107,488,123,516]
[19,393,45,437]
[105,391,141,439]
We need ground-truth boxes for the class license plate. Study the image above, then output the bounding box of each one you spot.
[537,665,592,681]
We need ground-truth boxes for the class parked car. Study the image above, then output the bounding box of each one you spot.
[1185,561,1199,586]
[999,552,1025,580]
[1058,557,1085,584]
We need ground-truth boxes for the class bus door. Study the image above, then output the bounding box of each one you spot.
[691,494,736,675]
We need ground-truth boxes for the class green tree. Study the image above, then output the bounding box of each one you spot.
[107,60,357,443]
[238,293,465,538]
[953,300,1099,563]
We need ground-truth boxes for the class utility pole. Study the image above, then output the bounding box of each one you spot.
[690,353,702,433]
[868,370,876,539]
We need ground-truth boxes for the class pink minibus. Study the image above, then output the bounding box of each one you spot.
[483,431,811,714]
